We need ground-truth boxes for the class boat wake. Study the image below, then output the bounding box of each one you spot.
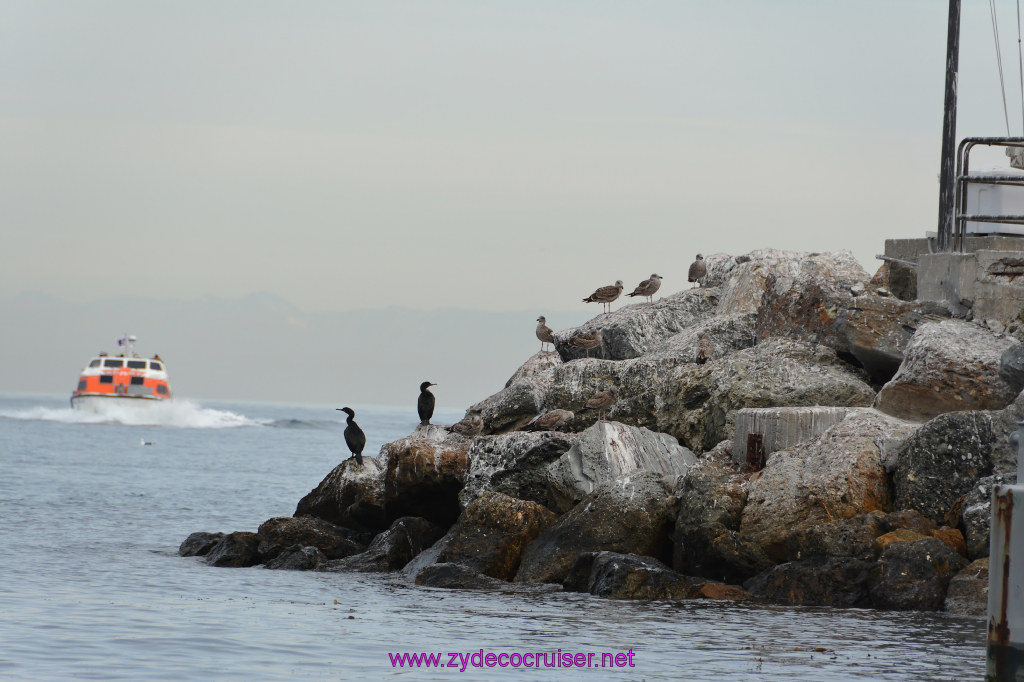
[0,399,267,429]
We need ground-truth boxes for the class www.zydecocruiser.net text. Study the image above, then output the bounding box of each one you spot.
[389,649,637,671]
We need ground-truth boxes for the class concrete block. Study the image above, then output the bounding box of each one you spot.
[917,253,978,316]
[732,406,852,467]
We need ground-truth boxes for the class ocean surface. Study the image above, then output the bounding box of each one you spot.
[0,393,988,681]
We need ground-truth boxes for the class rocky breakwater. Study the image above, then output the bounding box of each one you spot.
[180,248,1023,616]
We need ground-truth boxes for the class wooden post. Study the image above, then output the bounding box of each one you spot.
[937,0,961,252]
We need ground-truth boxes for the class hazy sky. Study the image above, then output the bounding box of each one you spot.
[3,1,1022,313]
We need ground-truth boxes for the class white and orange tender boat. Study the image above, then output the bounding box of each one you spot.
[70,335,173,412]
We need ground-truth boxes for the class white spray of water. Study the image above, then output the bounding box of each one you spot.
[0,399,266,429]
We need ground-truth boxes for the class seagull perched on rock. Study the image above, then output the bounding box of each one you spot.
[526,409,575,432]
[449,413,483,438]
[626,274,663,303]
[536,316,554,351]
[696,332,714,364]
[581,386,618,422]
[417,381,437,425]
[568,329,602,358]
[582,280,624,314]
[688,254,707,288]
[336,407,366,465]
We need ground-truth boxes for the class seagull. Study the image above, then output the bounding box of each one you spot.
[140,438,153,446]
[336,407,366,465]
[568,329,602,358]
[526,409,575,432]
[696,332,714,364]
[581,386,618,422]
[417,381,436,425]
[582,280,624,314]
[688,254,707,288]
[536,316,554,352]
[626,274,663,303]
[448,413,484,438]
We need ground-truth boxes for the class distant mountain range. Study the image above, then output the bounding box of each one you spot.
[0,292,593,410]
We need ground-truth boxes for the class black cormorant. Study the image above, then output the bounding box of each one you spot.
[418,381,436,425]
[336,407,365,465]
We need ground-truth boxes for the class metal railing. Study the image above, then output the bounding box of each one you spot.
[949,137,1024,252]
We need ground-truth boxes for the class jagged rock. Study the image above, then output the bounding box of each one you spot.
[553,288,718,361]
[843,296,950,383]
[740,409,918,561]
[627,313,758,368]
[515,474,679,584]
[323,516,444,573]
[414,563,509,590]
[887,260,918,301]
[563,552,706,600]
[963,474,1017,560]
[264,545,326,571]
[754,252,870,353]
[893,411,1000,525]
[256,516,368,564]
[656,339,876,453]
[786,511,888,562]
[1000,344,1024,394]
[545,421,695,513]
[205,532,260,568]
[468,352,561,434]
[381,434,471,527]
[930,527,967,556]
[431,492,557,581]
[716,249,867,319]
[868,537,969,611]
[459,431,576,509]
[294,457,387,533]
[672,446,772,583]
[875,320,1020,421]
[743,558,874,607]
[178,532,225,557]
[944,558,990,617]
[873,528,930,554]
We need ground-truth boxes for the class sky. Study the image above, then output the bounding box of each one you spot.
[2,1,1024,315]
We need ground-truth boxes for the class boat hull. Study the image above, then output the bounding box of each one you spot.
[70,394,169,413]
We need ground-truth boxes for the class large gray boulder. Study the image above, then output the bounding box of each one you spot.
[893,412,1001,526]
[962,474,1017,560]
[322,516,445,573]
[842,296,951,384]
[468,352,561,434]
[944,558,990,617]
[868,537,968,611]
[553,288,718,361]
[545,421,695,513]
[875,320,1020,422]
[744,557,875,608]
[739,409,919,561]
[459,431,576,509]
[672,445,772,583]
[294,457,388,533]
[656,338,877,453]
[515,474,680,584]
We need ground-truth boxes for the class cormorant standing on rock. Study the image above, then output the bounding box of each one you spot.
[336,407,365,465]
[688,254,707,288]
[418,381,437,425]
[582,280,624,314]
[536,316,554,351]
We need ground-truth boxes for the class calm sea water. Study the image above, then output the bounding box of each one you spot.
[0,393,987,681]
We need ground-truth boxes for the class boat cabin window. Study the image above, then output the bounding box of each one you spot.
[103,359,124,368]
[156,384,168,395]
[99,375,114,384]
[77,380,86,390]
[130,376,145,385]
[127,360,147,369]
[89,359,101,368]
[150,362,162,371]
